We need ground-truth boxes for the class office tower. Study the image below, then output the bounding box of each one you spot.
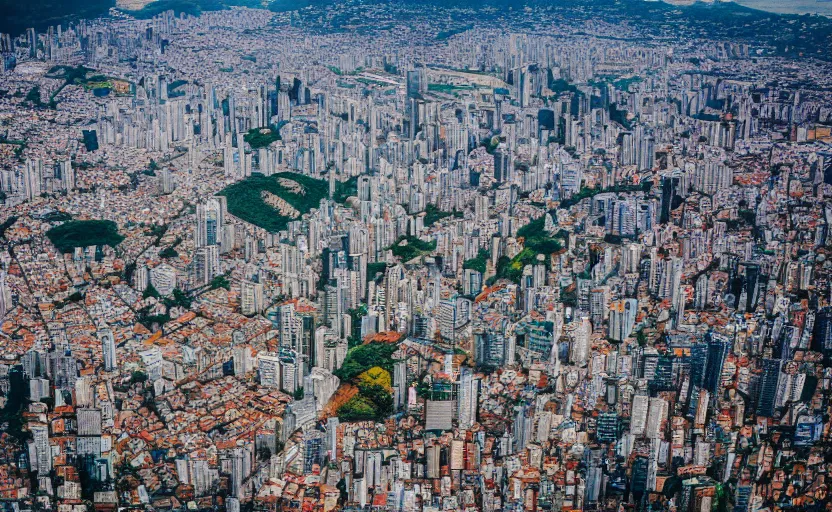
[77,408,103,436]
[230,446,248,499]
[457,368,479,429]
[281,356,298,394]
[0,270,11,319]
[439,299,457,342]
[22,349,43,379]
[233,345,253,376]
[26,28,36,58]
[741,262,762,313]
[589,287,609,328]
[570,314,591,366]
[631,394,649,436]
[29,378,49,400]
[133,265,149,293]
[637,135,655,171]
[99,327,117,371]
[463,268,482,296]
[194,245,221,286]
[23,158,43,200]
[514,404,531,450]
[689,341,708,390]
[660,173,683,224]
[406,67,427,99]
[815,308,832,356]
[820,151,832,185]
[241,278,264,316]
[426,444,441,479]
[191,459,212,497]
[756,359,782,417]
[75,377,93,407]
[302,430,325,473]
[704,333,732,393]
[609,299,638,342]
[694,274,709,310]
[196,197,227,248]
[475,330,507,368]
[258,353,281,387]
[645,398,667,439]
[57,159,75,192]
[29,423,51,473]
[158,169,176,194]
[494,149,510,183]
[596,412,618,443]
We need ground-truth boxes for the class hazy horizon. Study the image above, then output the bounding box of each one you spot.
[730,0,832,15]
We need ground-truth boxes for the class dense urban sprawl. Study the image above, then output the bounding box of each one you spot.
[0,2,832,512]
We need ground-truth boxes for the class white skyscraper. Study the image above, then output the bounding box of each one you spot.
[30,423,51,473]
[609,299,638,342]
[23,158,43,200]
[194,245,221,286]
[457,368,479,429]
[195,197,227,248]
[570,314,591,366]
[99,327,117,371]
[134,265,149,293]
[241,279,264,316]
[0,270,11,319]
[258,353,281,387]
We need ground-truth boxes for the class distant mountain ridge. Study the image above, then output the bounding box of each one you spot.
[1,0,831,63]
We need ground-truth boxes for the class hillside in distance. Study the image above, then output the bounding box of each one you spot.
[0,0,113,36]
[1,0,831,61]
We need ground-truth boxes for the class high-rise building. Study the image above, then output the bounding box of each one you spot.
[494,149,511,183]
[457,368,479,429]
[0,270,12,319]
[29,422,51,474]
[596,412,618,443]
[77,408,103,436]
[134,265,149,293]
[609,299,638,342]
[241,279,264,316]
[570,314,591,366]
[439,299,457,342]
[258,353,281,387]
[196,197,227,248]
[756,358,782,418]
[705,333,732,393]
[99,327,117,371]
[158,168,176,194]
[233,345,253,376]
[194,245,221,286]
[406,67,427,99]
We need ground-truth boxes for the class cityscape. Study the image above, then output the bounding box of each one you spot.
[0,0,832,511]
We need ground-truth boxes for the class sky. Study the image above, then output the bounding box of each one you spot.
[733,0,832,15]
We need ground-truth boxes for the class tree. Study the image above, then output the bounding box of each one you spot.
[337,395,377,421]
[159,246,178,259]
[164,288,192,309]
[358,383,393,419]
[210,275,230,290]
[142,283,160,299]
[462,249,490,274]
[336,478,348,503]
[357,367,392,391]
[257,446,271,461]
[333,342,398,382]
[131,371,148,384]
